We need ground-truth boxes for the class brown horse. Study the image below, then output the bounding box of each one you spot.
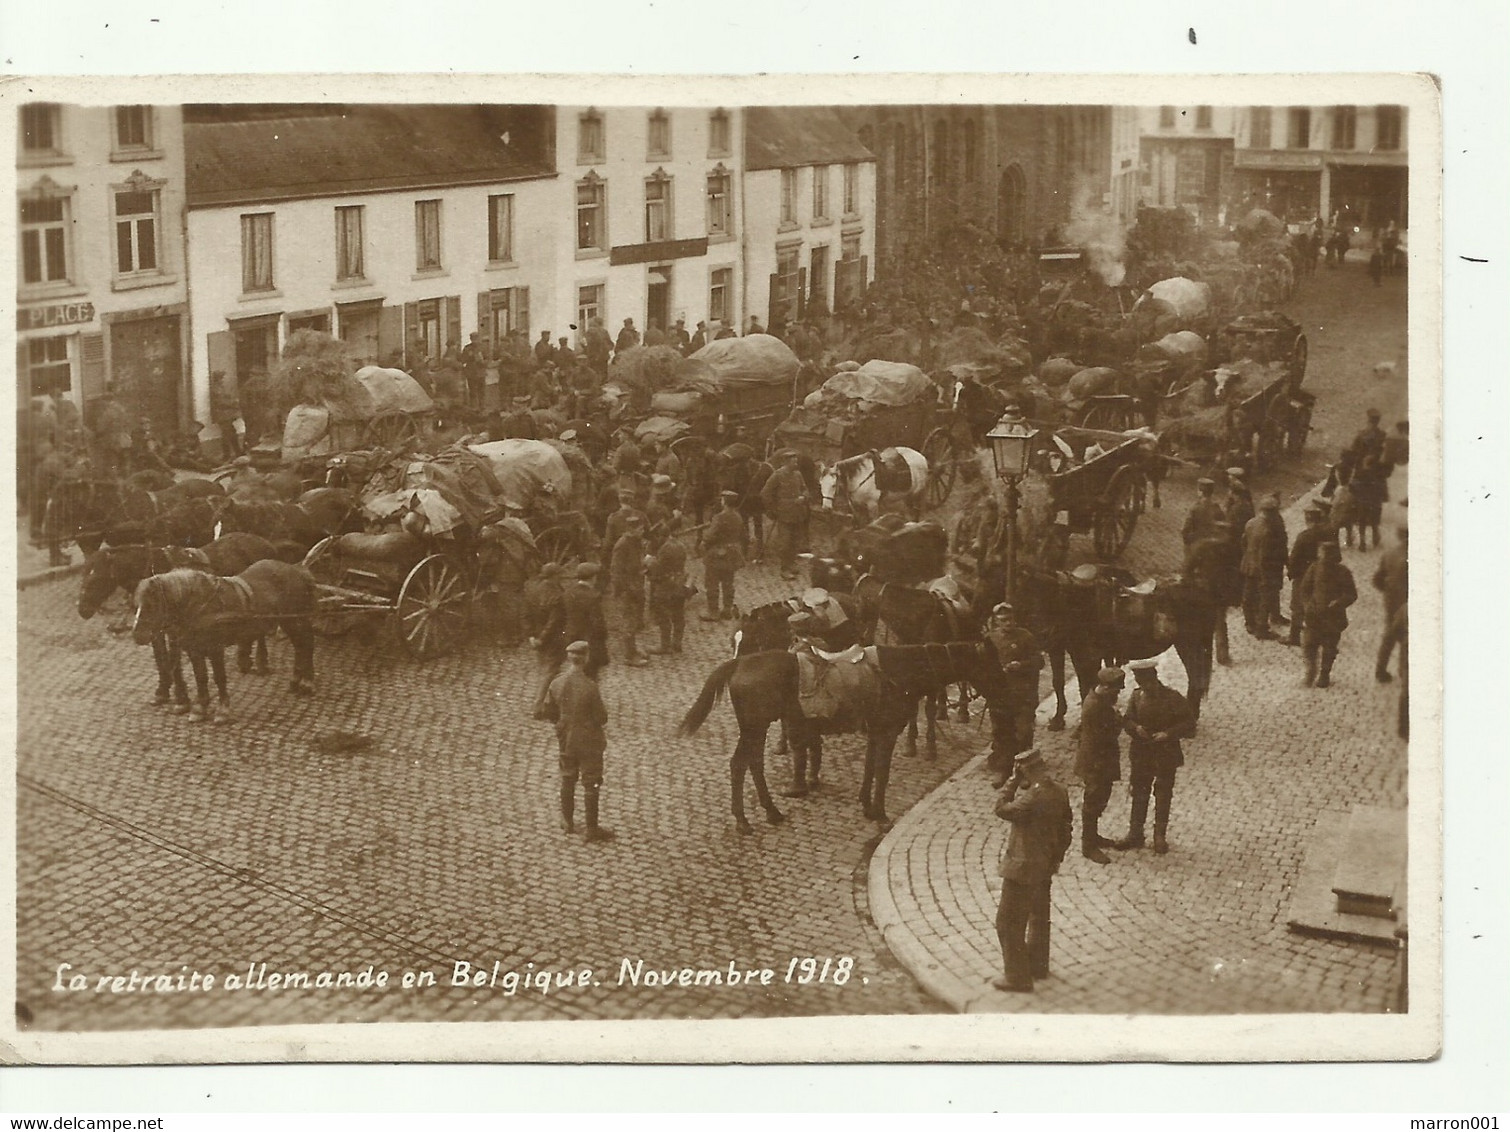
[678,641,1016,833]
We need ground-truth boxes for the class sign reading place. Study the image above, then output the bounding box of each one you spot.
[18,302,96,331]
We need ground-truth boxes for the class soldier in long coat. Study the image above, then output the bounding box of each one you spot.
[600,490,647,565]
[992,749,1073,994]
[1181,477,1224,547]
[1285,504,1333,645]
[760,450,809,580]
[1240,494,1289,639]
[1074,667,1125,864]
[1373,523,1408,682]
[542,641,615,842]
[984,602,1044,787]
[536,562,609,694]
[1297,541,1357,688]
[699,490,745,620]
[1114,658,1196,855]
[608,516,651,666]
[1185,520,1241,665]
[645,530,690,655]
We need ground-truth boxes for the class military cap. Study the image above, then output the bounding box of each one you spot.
[623,513,646,527]
[1260,493,1281,511]
[1012,748,1046,771]
[1128,657,1159,673]
[575,562,600,579]
[1098,666,1125,685]
[650,474,675,490]
[1196,477,1216,489]
[540,562,562,578]
[559,429,578,442]
[565,640,591,655]
[774,448,799,462]
[720,489,740,500]
[802,588,830,607]
[787,612,816,630]
[1225,466,1246,479]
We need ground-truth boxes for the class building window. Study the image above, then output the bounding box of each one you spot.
[240,213,274,293]
[1332,106,1357,150]
[335,205,364,280]
[577,283,605,335]
[1288,107,1311,149]
[706,167,732,237]
[709,267,733,325]
[931,120,950,181]
[812,164,830,221]
[962,121,978,181]
[1250,107,1271,149]
[21,104,62,155]
[644,172,673,242]
[114,190,159,275]
[415,199,442,271]
[648,109,671,160]
[1158,106,1176,128]
[488,287,529,341]
[488,193,515,263]
[115,106,152,150]
[709,108,731,157]
[20,196,71,286]
[1195,105,1212,129]
[843,163,860,215]
[774,245,801,320]
[841,232,862,262]
[577,175,607,252]
[809,245,829,311]
[1376,105,1403,151]
[26,336,73,395]
[578,110,605,164]
[780,168,798,225]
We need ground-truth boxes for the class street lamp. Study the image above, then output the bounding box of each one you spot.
[985,414,1039,605]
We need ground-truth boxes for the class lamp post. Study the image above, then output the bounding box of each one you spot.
[985,414,1039,606]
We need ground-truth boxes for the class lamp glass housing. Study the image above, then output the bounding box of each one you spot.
[986,418,1039,479]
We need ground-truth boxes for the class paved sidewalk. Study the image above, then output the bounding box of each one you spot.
[870,487,1410,1014]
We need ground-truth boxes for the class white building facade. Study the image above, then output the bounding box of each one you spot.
[17,102,190,432]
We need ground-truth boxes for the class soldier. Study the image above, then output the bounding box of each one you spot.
[1285,504,1333,646]
[646,527,690,655]
[670,317,691,354]
[583,317,614,377]
[1182,477,1224,547]
[1374,524,1409,682]
[1240,493,1289,640]
[1297,541,1358,688]
[542,640,615,843]
[460,332,488,412]
[991,748,1073,994]
[645,473,681,537]
[700,490,745,621]
[609,430,645,478]
[1351,407,1388,464]
[535,561,609,702]
[654,442,683,483]
[760,449,809,580]
[1114,658,1196,855]
[800,587,859,651]
[1075,667,1125,865]
[501,396,538,440]
[600,489,648,565]
[984,602,1044,788]
[614,318,640,354]
[608,514,651,667]
[1184,519,1240,666]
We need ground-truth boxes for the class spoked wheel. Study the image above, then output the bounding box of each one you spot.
[535,525,580,565]
[1092,466,1145,560]
[1289,334,1309,383]
[1080,399,1142,432]
[302,537,358,636]
[364,411,422,452]
[396,554,472,660]
[920,426,959,509]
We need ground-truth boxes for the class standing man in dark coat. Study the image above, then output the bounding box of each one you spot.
[538,561,609,687]
[688,320,708,354]
[670,318,691,354]
[533,331,554,368]
[1184,520,1240,666]
[1182,477,1224,547]
[1297,541,1357,688]
[1240,493,1289,639]
[614,318,640,354]
[583,317,614,377]
[1374,523,1408,683]
[1224,466,1255,545]
[527,563,567,716]
[542,640,615,842]
[645,527,690,655]
[460,332,488,412]
[1074,667,1125,864]
[699,490,745,620]
[984,602,1044,788]
[608,514,651,667]
[600,488,647,564]
[991,748,1073,994]
[1114,658,1196,855]
[760,449,809,580]
[1285,504,1333,646]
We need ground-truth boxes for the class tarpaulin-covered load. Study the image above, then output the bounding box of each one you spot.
[364,487,466,537]
[281,366,434,461]
[400,447,508,532]
[1064,367,1123,404]
[1039,357,1085,388]
[610,347,719,399]
[632,415,693,446]
[1237,208,1286,242]
[1144,277,1212,323]
[466,439,572,511]
[1140,330,1208,370]
[690,333,800,388]
[807,360,932,408]
[870,521,950,587]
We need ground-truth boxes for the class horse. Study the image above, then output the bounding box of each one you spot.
[162,531,287,676]
[677,641,1016,833]
[46,478,155,554]
[132,562,317,722]
[77,544,191,709]
[818,447,930,523]
[213,489,359,555]
[852,572,975,758]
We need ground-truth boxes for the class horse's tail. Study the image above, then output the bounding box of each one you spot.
[678,657,739,736]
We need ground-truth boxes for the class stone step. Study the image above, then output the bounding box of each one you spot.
[1331,805,1407,920]
[1286,812,1406,948]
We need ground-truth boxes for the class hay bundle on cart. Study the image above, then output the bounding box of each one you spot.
[281,366,434,461]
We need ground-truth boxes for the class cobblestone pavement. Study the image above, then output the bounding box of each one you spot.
[872,255,1415,1013]
[14,254,1413,1031]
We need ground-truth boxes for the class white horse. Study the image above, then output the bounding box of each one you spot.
[818,447,931,522]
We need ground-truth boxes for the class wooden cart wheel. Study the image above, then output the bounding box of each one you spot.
[395,553,472,660]
[1285,400,1314,457]
[535,525,579,565]
[300,537,359,637]
[920,426,959,509]
[365,411,422,452]
[1289,334,1309,384]
[1080,400,1140,433]
[1092,466,1145,560]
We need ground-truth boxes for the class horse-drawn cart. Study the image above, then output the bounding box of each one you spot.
[1035,426,1160,560]
[769,360,963,509]
[281,365,435,461]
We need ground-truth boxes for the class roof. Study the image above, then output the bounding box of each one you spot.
[186,105,555,208]
[744,107,876,171]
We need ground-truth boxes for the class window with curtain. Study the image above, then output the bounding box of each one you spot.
[240,212,274,292]
[415,199,442,270]
[335,205,364,280]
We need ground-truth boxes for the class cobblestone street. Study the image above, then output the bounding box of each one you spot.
[14,254,1414,1031]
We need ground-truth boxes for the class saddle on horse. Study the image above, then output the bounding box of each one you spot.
[869,447,913,495]
[797,646,880,728]
[1067,562,1171,638]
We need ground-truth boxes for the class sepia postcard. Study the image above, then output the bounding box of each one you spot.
[2,71,1442,1066]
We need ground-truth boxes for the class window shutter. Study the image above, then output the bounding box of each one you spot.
[79,332,107,397]
[767,272,781,332]
[477,291,491,347]
[378,305,404,365]
[403,301,420,365]
[796,267,808,321]
[859,255,869,296]
[514,287,530,339]
[206,331,238,417]
[445,295,462,353]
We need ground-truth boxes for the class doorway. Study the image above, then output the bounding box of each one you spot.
[647,265,672,333]
[110,315,183,434]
